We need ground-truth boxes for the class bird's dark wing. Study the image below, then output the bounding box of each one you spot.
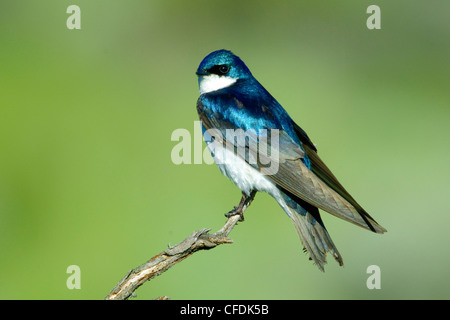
[262,145,386,233]
[197,94,386,234]
[291,121,385,233]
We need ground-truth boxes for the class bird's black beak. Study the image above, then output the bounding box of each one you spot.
[195,69,208,76]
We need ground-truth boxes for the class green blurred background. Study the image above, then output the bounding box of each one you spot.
[0,0,449,299]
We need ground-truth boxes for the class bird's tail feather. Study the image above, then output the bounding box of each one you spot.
[287,205,343,271]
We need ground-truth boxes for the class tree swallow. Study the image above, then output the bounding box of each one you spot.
[195,50,386,271]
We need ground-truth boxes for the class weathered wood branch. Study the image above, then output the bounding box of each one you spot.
[105,214,243,300]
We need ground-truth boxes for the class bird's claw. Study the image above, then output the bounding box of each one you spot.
[225,207,245,222]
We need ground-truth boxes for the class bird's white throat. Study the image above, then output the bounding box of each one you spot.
[198,74,237,94]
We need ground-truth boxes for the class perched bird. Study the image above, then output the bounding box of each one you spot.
[195,49,386,271]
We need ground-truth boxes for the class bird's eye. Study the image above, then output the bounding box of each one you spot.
[219,65,230,74]
[206,64,231,75]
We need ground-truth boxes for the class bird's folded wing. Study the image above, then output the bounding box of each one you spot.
[198,98,386,234]
[290,121,386,233]
[261,154,385,233]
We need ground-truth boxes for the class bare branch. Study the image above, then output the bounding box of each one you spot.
[105,214,242,300]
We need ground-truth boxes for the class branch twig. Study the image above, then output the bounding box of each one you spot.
[105,214,242,300]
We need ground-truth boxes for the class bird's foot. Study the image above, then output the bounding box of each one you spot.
[225,206,245,222]
[224,190,257,222]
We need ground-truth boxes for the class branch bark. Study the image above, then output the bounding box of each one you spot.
[105,214,243,300]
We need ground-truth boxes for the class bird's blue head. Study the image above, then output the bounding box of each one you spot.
[196,50,252,94]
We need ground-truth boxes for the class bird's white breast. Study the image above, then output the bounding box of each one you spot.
[208,140,281,199]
